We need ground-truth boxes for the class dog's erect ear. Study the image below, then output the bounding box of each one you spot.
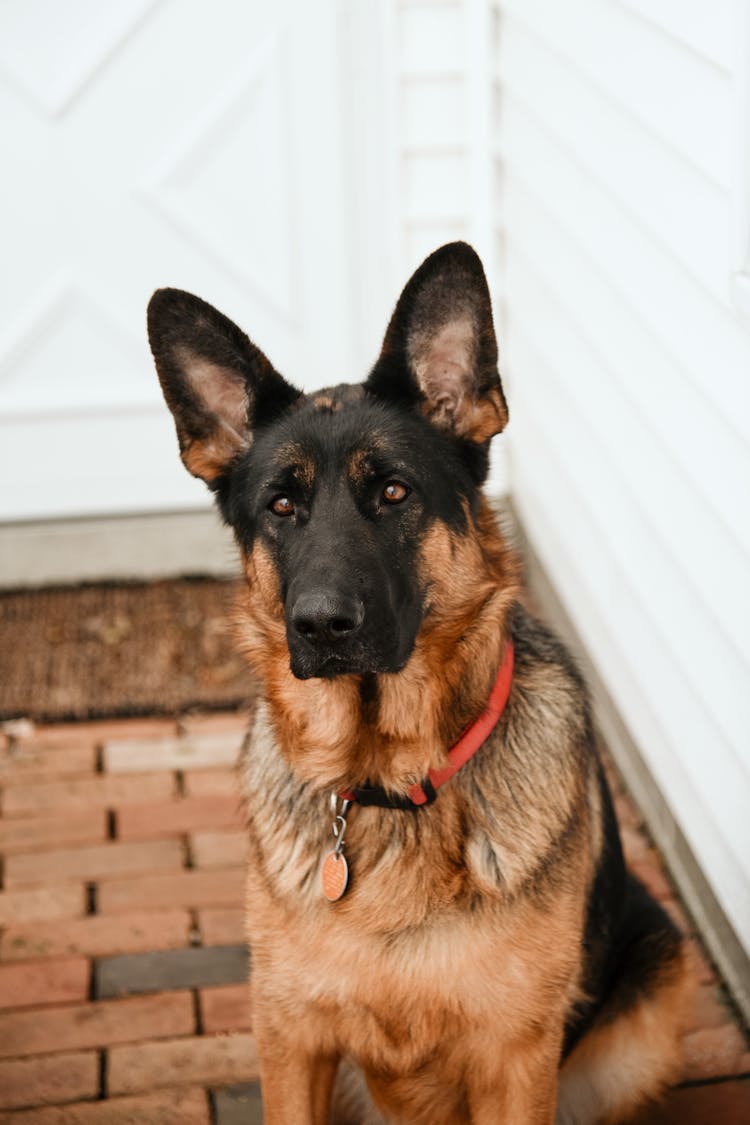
[147,289,300,483]
[365,242,507,443]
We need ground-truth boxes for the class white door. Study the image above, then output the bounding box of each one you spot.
[0,0,365,521]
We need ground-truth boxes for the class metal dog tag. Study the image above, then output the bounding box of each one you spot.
[323,795,351,901]
[322,850,349,901]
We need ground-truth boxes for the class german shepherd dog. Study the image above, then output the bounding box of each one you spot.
[147,243,689,1123]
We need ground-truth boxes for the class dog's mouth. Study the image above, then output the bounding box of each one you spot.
[287,628,414,680]
[289,646,407,681]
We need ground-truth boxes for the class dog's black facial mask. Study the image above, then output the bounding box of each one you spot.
[147,242,507,680]
[228,393,477,678]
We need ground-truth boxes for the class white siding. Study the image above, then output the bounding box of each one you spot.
[495,0,750,952]
[394,0,509,490]
[0,0,360,521]
[0,0,510,524]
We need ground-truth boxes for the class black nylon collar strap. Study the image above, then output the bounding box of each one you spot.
[338,639,515,813]
[349,776,438,811]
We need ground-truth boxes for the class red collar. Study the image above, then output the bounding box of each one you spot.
[339,639,514,811]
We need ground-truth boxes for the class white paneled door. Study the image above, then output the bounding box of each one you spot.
[0,0,368,521]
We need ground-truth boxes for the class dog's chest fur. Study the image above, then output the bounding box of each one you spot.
[239,695,591,1086]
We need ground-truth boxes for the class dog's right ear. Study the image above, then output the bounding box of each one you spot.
[147,289,300,484]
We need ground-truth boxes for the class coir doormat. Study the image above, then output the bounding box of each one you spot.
[0,578,255,722]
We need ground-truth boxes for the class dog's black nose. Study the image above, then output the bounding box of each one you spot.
[291,591,365,644]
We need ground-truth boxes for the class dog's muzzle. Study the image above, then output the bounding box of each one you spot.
[290,590,365,647]
[287,589,373,679]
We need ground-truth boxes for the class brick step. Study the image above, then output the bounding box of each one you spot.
[95,945,249,998]
[0,991,194,1057]
[108,1032,259,1097]
[183,770,240,798]
[635,1078,750,1124]
[199,984,252,1034]
[98,868,244,915]
[4,840,183,890]
[102,732,244,774]
[1,775,176,818]
[214,1082,263,1125]
[0,886,85,927]
[0,1050,99,1111]
[0,811,107,856]
[115,796,243,840]
[0,1089,210,1125]
[197,909,246,946]
[0,958,90,1011]
[191,831,247,869]
[1,909,193,962]
[0,746,96,786]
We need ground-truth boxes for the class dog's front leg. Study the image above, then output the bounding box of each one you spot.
[258,1040,339,1125]
[466,1033,560,1125]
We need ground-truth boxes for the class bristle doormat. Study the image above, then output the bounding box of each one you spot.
[0,578,255,722]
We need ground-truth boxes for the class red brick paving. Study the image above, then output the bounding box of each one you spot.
[96,867,245,915]
[3,839,183,890]
[0,991,194,1058]
[0,957,90,1010]
[0,885,85,926]
[191,831,248,869]
[0,1050,99,1111]
[0,810,108,856]
[0,1089,211,1123]
[0,712,747,1121]
[115,795,243,840]
[0,909,193,961]
[197,909,246,947]
[199,984,254,1035]
[1,773,176,818]
[107,1033,259,1097]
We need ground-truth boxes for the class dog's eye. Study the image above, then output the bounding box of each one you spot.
[382,481,410,505]
[270,495,295,517]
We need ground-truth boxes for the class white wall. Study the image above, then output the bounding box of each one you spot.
[392,0,509,492]
[494,0,750,954]
[0,0,508,528]
[0,0,372,523]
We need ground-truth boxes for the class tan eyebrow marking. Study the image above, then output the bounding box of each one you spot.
[274,442,315,489]
[347,448,371,484]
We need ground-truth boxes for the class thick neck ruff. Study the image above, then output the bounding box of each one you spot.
[339,639,515,811]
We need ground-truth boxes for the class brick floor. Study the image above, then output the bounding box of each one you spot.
[0,711,747,1122]
[95,945,248,998]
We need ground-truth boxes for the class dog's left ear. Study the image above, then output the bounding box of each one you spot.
[365,241,507,443]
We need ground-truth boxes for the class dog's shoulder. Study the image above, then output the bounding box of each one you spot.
[503,599,593,764]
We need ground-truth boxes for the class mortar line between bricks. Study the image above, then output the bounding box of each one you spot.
[208,1087,219,1125]
[678,1070,750,1089]
[176,769,187,797]
[98,1047,107,1100]
[192,987,204,1035]
[189,907,202,947]
[86,883,97,916]
[106,810,116,840]
[95,744,105,773]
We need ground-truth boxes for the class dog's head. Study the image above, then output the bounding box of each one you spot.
[147,242,508,681]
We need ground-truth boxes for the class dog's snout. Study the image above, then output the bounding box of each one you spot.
[291,591,365,645]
